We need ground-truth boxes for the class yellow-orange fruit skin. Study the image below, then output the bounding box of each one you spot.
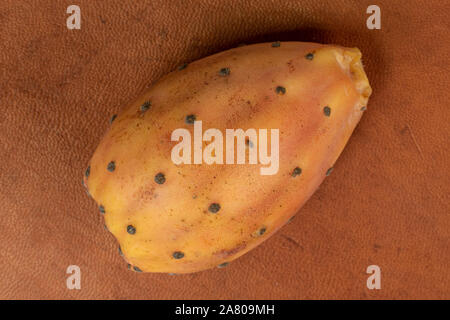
[84,42,371,273]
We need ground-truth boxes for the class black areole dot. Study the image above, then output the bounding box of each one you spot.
[218,262,229,268]
[271,41,281,47]
[178,63,188,70]
[275,86,286,95]
[107,161,116,172]
[85,166,90,178]
[326,167,334,176]
[133,266,142,272]
[305,52,314,60]
[323,106,331,117]
[118,246,123,256]
[218,67,230,76]
[154,172,166,184]
[361,106,367,111]
[127,225,136,235]
[173,251,184,259]
[259,227,266,236]
[99,205,105,215]
[292,167,302,177]
[208,203,221,213]
[110,114,117,124]
[140,101,151,112]
[185,114,196,124]
[127,264,131,270]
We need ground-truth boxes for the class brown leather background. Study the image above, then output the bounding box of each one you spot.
[0,0,448,299]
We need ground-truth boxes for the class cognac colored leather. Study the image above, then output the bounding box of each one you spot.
[0,0,448,299]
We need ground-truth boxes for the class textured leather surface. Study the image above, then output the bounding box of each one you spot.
[0,0,448,299]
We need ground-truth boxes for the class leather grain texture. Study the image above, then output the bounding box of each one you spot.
[0,0,448,299]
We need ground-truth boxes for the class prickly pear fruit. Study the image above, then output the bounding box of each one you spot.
[84,42,371,273]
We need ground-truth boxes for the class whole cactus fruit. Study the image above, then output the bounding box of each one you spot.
[84,42,372,273]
